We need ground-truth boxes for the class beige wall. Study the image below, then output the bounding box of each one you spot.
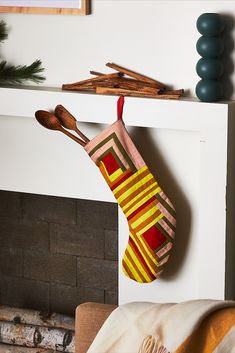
[1,0,235,99]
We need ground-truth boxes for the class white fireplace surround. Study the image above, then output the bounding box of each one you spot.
[0,86,235,305]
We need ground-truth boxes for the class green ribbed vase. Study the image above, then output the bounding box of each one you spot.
[196,13,224,102]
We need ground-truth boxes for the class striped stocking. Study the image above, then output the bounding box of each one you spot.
[84,97,176,283]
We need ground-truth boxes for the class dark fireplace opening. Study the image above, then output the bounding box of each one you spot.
[0,190,118,317]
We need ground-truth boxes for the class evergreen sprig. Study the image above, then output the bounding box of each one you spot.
[0,59,45,84]
[0,19,45,84]
[0,20,8,42]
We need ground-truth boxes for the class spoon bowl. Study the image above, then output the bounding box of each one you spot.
[35,110,86,147]
[35,110,62,131]
[54,105,90,143]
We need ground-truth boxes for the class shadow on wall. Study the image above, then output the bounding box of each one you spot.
[220,13,235,100]
[226,105,235,300]
[130,126,192,281]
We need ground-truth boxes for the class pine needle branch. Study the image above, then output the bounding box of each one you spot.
[0,59,46,84]
[0,20,8,42]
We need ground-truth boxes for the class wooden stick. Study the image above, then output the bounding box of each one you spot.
[62,72,121,89]
[109,77,161,88]
[62,84,95,91]
[97,77,159,91]
[90,71,105,76]
[96,87,180,99]
[106,62,165,89]
[160,89,184,95]
[92,81,118,88]
[94,81,159,94]
[96,87,154,96]
[139,86,160,94]
[107,76,161,87]
[154,94,180,99]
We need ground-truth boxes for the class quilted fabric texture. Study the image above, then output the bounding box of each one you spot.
[84,104,176,283]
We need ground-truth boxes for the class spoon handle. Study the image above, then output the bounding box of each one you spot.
[60,127,86,147]
[75,126,90,143]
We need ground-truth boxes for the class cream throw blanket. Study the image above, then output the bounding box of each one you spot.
[87,300,235,353]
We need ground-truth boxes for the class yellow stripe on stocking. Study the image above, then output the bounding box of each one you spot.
[113,165,148,195]
[109,168,123,182]
[123,183,161,212]
[127,244,152,282]
[129,231,158,276]
[117,173,154,204]
[123,254,143,283]
[131,205,160,228]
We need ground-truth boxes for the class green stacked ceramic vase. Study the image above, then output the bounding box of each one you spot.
[196,13,224,102]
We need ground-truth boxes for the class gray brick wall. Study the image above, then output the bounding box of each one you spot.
[0,190,118,317]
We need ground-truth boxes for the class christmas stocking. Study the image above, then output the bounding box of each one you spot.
[84,97,176,283]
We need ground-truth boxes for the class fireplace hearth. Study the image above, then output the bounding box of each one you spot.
[0,190,118,317]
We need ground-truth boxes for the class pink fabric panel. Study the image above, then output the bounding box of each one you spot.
[89,139,130,170]
[158,219,175,239]
[159,255,169,266]
[157,203,176,227]
[84,120,119,154]
[84,121,145,171]
[114,121,145,170]
[156,242,172,258]
[159,190,175,210]
[155,270,163,279]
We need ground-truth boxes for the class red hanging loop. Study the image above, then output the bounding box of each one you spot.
[117,96,125,121]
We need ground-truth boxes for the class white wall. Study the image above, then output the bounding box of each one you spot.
[0,1,235,302]
[0,1,235,99]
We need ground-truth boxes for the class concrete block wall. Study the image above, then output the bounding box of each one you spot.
[0,190,118,316]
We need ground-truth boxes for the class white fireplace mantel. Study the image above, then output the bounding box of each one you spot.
[0,86,235,305]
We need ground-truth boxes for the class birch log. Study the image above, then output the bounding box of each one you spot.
[0,321,75,353]
[0,306,75,331]
[0,343,55,352]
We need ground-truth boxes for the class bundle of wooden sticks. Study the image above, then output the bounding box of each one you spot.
[62,63,184,99]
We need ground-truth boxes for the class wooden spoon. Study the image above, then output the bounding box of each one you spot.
[54,105,90,143]
[35,110,86,147]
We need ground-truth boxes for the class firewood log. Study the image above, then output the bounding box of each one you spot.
[0,321,75,353]
[0,343,54,352]
[0,306,75,331]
